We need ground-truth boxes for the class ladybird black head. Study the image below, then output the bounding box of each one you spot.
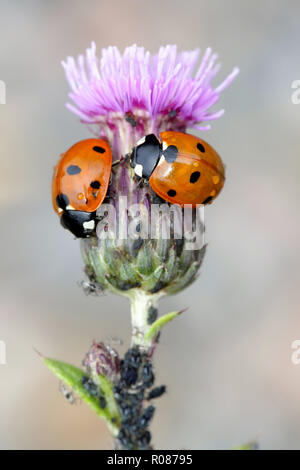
[131,134,161,179]
[60,210,96,238]
[56,193,69,210]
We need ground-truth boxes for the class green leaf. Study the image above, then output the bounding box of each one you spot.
[233,441,259,450]
[98,375,121,426]
[43,357,120,434]
[145,309,185,342]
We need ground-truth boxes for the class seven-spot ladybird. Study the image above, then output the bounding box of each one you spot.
[52,139,112,238]
[53,132,224,238]
[130,131,225,206]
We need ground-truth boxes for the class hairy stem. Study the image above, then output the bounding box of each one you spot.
[128,289,162,351]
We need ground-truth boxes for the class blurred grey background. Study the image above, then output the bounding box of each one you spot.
[0,0,300,450]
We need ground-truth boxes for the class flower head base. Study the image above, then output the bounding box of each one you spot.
[62,43,239,141]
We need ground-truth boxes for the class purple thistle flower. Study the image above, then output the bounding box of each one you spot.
[62,43,239,136]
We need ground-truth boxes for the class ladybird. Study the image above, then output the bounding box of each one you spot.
[130,131,225,206]
[52,139,112,238]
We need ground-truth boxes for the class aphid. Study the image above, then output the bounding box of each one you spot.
[139,405,155,428]
[125,112,137,127]
[137,430,151,449]
[128,422,139,435]
[113,385,125,403]
[130,131,225,207]
[147,385,166,400]
[124,347,142,369]
[52,139,112,238]
[59,382,77,405]
[141,363,155,388]
[120,365,138,386]
[81,376,99,397]
[127,390,144,406]
[99,396,106,409]
[79,280,104,296]
[120,403,133,421]
[147,305,158,325]
[117,429,132,449]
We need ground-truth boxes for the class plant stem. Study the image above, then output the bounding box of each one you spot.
[128,289,162,351]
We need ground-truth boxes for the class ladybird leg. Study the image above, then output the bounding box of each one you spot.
[136,177,145,188]
[112,154,128,166]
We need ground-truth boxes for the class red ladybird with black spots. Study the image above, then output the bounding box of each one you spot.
[130,131,225,206]
[52,139,112,238]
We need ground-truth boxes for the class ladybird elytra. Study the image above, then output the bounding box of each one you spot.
[52,138,112,237]
[131,131,225,207]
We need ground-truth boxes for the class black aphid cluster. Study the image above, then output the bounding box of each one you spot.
[114,347,166,450]
[81,376,107,409]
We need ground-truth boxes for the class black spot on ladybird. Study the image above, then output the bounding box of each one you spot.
[163,145,178,163]
[167,189,177,197]
[66,165,81,175]
[56,193,69,210]
[197,142,205,153]
[93,146,105,153]
[202,196,213,205]
[190,171,201,183]
[90,180,101,189]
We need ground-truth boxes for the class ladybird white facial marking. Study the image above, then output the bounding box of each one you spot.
[162,141,168,151]
[136,136,146,146]
[58,207,63,213]
[83,220,95,230]
[134,163,143,177]
[66,204,75,211]
[157,155,165,166]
